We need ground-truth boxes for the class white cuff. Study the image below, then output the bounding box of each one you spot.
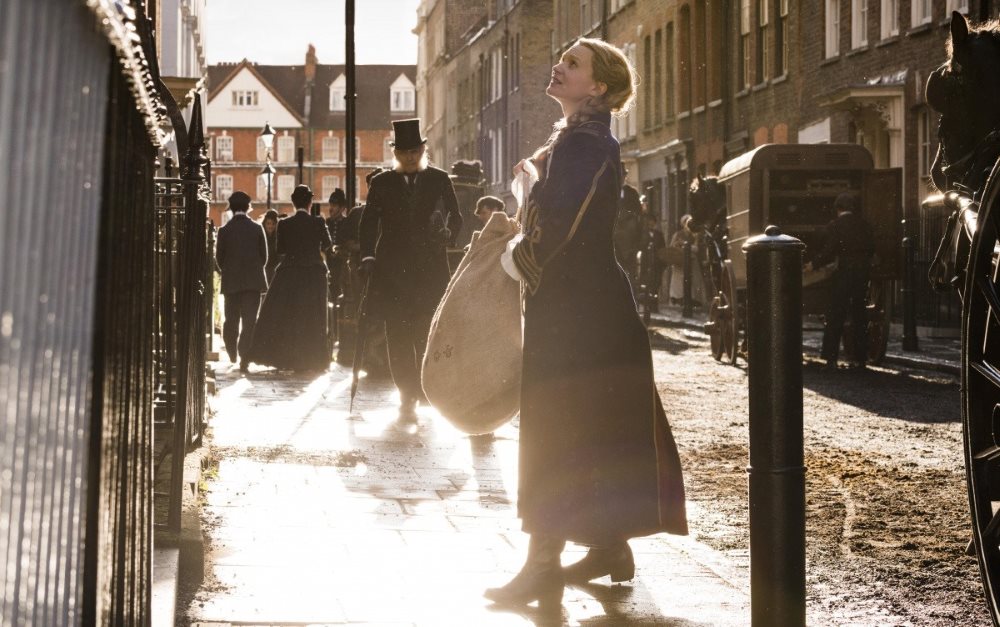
[500,234,525,282]
[361,256,375,263]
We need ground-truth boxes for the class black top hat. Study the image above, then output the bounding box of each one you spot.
[228,190,251,212]
[328,188,347,206]
[390,118,427,151]
[291,184,313,208]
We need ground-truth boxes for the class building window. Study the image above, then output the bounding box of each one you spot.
[322,175,340,200]
[322,136,340,162]
[356,176,362,201]
[384,137,394,164]
[826,0,840,58]
[626,44,638,137]
[946,0,968,14]
[694,1,707,106]
[880,0,898,39]
[277,175,295,202]
[391,87,415,112]
[256,137,268,161]
[215,174,233,201]
[215,135,233,162]
[911,0,931,27]
[740,0,751,89]
[643,35,652,129]
[757,0,770,82]
[354,136,361,162]
[330,74,347,111]
[231,90,258,108]
[256,175,268,202]
[666,25,675,116]
[852,0,869,48]
[679,6,691,110]
[277,135,295,163]
[918,107,936,183]
[653,29,663,125]
[776,0,789,75]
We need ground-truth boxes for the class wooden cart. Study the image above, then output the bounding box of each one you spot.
[705,143,902,365]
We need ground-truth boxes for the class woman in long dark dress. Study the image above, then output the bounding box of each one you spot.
[248,185,332,372]
[486,38,687,610]
[261,209,280,285]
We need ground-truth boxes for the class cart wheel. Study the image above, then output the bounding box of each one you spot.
[721,260,740,365]
[961,159,1000,624]
[842,280,889,365]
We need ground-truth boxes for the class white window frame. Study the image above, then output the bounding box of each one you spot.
[322,136,340,163]
[354,136,361,162]
[880,0,899,39]
[946,0,969,14]
[215,174,233,201]
[910,0,931,28]
[231,90,259,108]
[330,74,347,111]
[918,108,936,183]
[277,135,295,163]
[741,0,752,88]
[277,175,295,202]
[256,175,268,202]
[390,88,415,112]
[322,175,340,200]
[215,135,233,162]
[852,0,869,49]
[826,0,840,58]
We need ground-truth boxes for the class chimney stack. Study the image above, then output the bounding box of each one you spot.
[304,44,317,119]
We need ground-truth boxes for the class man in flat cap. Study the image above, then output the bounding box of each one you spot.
[359,119,462,420]
[809,192,875,370]
[215,190,268,373]
[248,184,334,372]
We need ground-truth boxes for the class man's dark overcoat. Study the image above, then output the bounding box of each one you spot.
[359,167,462,318]
[510,113,687,545]
[215,213,268,294]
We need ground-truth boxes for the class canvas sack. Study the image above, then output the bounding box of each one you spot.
[422,212,521,434]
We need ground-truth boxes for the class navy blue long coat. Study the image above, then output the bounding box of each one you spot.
[510,113,687,545]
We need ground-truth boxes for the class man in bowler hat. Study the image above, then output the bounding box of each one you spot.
[359,119,462,420]
[215,190,268,373]
[809,192,876,370]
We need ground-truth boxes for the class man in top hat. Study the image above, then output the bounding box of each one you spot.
[215,190,268,373]
[326,188,351,302]
[808,192,876,370]
[359,119,462,420]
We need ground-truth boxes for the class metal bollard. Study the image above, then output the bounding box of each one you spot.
[901,236,920,351]
[682,239,693,318]
[742,225,806,627]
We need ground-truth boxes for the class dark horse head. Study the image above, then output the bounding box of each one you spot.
[687,175,726,232]
[925,12,1000,191]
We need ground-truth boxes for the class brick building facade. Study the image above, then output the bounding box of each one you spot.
[206,52,416,224]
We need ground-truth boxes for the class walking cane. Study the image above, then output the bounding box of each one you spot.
[349,270,373,413]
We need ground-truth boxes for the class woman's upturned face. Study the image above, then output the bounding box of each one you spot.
[263,218,277,235]
[546,44,604,106]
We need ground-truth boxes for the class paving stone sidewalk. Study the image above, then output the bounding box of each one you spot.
[189,360,750,626]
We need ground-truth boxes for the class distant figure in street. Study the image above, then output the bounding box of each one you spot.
[475,195,506,226]
[811,192,875,370]
[359,118,462,421]
[489,37,686,610]
[262,210,280,285]
[249,185,333,372]
[326,188,350,303]
[638,212,667,311]
[613,165,643,280]
[215,191,268,373]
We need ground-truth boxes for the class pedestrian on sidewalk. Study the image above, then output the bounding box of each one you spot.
[475,195,506,226]
[215,190,268,373]
[809,192,875,370]
[248,185,333,372]
[261,209,280,285]
[491,38,687,611]
[358,118,462,420]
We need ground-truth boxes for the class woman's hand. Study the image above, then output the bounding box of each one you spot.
[512,159,527,177]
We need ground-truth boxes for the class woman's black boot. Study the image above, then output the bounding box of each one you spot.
[484,535,565,610]
[562,542,635,584]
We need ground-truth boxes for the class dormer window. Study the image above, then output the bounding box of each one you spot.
[232,90,259,108]
[330,74,347,111]
[389,73,416,112]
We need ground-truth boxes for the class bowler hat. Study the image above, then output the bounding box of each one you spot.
[328,188,347,206]
[228,190,251,212]
[291,184,313,208]
[390,118,427,151]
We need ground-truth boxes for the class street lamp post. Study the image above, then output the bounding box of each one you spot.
[260,122,276,211]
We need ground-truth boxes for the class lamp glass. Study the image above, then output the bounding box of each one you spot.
[260,122,275,151]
